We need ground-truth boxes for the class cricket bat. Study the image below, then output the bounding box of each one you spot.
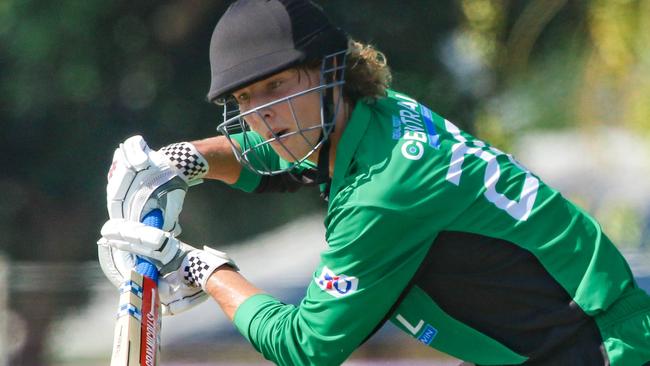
[110,209,162,366]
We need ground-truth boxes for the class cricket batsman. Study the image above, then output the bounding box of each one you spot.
[97,0,650,364]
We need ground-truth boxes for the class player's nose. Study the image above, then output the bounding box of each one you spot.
[244,106,275,134]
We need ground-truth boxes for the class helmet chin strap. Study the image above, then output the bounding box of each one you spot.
[316,50,346,201]
[316,134,332,201]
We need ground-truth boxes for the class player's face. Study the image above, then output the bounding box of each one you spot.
[231,67,323,163]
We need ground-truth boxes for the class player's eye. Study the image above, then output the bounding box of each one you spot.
[268,80,283,90]
[236,93,250,106]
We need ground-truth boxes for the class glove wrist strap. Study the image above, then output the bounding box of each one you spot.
[160,142,209,182]
[184,246,237,290]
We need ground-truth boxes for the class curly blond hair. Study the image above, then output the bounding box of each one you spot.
[343,40,392,103]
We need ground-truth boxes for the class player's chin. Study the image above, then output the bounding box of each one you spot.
[271,131,320,160]
[272,142,309,163]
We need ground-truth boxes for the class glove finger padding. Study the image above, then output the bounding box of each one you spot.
[97,244,137,289]
[100,219,180,266]
[106,135,191,235]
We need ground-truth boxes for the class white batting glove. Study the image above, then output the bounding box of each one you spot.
[106,135,209,234]
[99,219,182,266]
[101,135,210,313]
[159,247,237,315]
[98,219,237,315]
[180,246,238,289]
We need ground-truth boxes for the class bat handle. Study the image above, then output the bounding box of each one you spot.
[136,209,163,283]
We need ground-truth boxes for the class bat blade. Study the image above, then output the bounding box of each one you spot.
[110,270,144,365]
[139,275,161,366]
[110,210,162,366]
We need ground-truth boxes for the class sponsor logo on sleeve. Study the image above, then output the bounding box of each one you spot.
[315,266,359,298]
[393,93,441,161]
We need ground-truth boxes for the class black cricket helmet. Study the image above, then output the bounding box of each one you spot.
[209,0,349,176]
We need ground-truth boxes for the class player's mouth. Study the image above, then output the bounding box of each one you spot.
[268,129,290,141]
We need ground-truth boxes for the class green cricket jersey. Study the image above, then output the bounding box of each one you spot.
[228,90,642,365]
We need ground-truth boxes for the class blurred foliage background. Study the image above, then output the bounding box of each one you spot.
[0,0,649,365]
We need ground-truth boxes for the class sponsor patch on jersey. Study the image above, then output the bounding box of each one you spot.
[393,93,442,160]
[315,266,359,298]
[392,116,402,140]
[417,324,438,345]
